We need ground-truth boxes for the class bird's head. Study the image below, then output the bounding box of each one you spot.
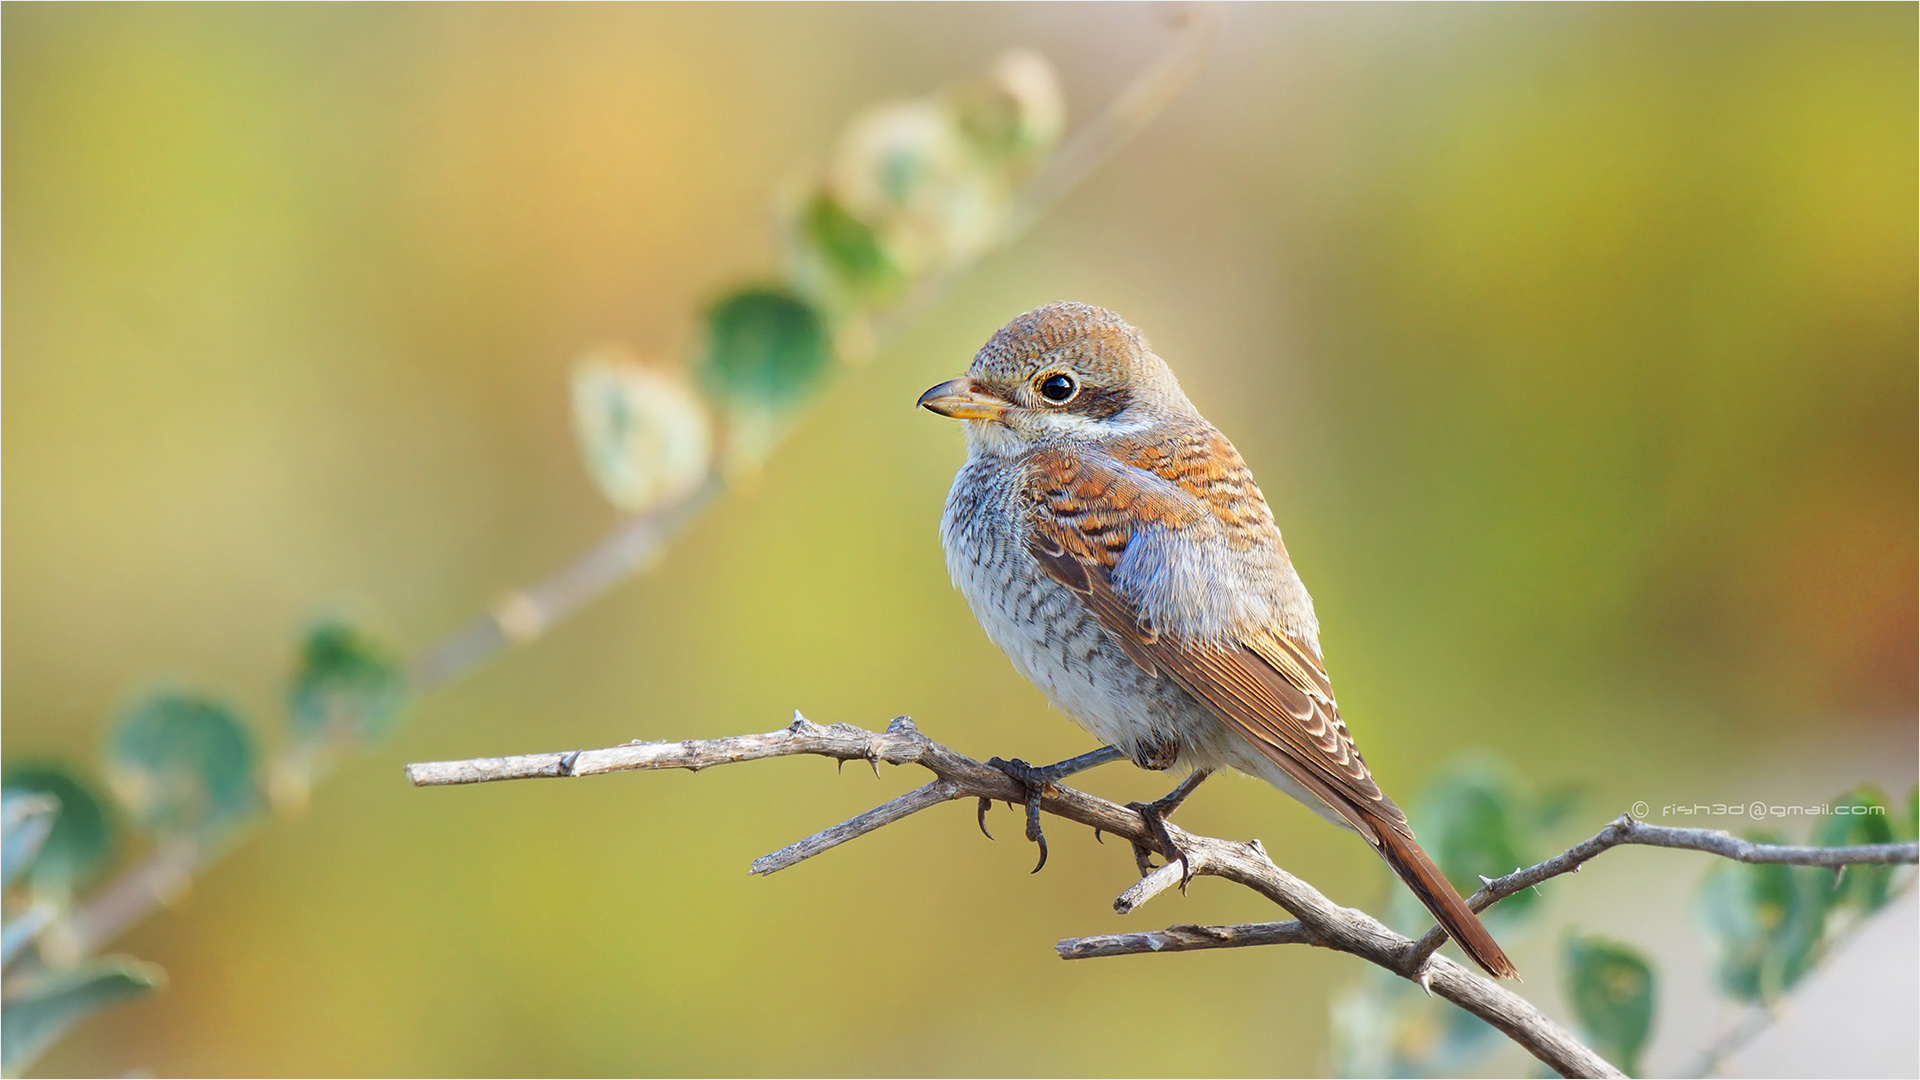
[917,302,1196,456]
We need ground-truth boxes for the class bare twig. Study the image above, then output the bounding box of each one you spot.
[1398,814,1917,968]
[1051,812,1916,971]
[1057,919,1311,959]
[407,714,1624,1079]
[62,839,204,958]
[1061,916,1308,959]
[751,780,960,875]
[409,472,726,691]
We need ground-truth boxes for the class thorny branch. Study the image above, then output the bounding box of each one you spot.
[411,715,1909,1079]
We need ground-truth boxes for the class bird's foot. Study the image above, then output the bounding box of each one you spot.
[1125,797,1196,886]
[975,746,1126,874]
[982,756,1067,874]
[1125,769,1212,888]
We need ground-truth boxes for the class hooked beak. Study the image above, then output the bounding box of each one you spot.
[917,377,1011,422]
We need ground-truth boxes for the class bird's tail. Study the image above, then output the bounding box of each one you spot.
[1372,823,1519,980]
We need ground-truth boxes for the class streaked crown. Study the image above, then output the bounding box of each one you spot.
[965,302,1196,439]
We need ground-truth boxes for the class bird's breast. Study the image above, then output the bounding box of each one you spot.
[938,454,1202,762]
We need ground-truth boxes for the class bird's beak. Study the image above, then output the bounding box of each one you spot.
[917,377,1011,422]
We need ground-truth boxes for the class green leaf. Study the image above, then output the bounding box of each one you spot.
[1,765,116,898]
[1563,931,1656,1076]
[288,619,408,745]
[569,350,715,514]
[949,49,1065,163]
[1413,758,1539,920]
[1,957,165,1074]
[1534,781,1585,832]
[699,287,831,409]
[1696,840,1828,1002]
[1811,784,1896,914]
[105,692,258,837]
[1901,786,1917,843]
[1,793,58,892]
[800,193,904,300]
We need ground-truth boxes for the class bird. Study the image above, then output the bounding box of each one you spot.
[917,301,1518,980]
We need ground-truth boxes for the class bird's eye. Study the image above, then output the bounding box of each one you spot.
[1038,373,1077,403]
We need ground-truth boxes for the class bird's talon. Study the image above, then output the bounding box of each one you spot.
[976,797,995,840]
[1131,841,1158,878]
[1128,793,1199,888]
[987,755,1064,874]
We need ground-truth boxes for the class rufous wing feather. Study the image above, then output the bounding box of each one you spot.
[1019,441,1518,980]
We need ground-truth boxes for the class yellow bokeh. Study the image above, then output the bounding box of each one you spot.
[4,5,1912,1076]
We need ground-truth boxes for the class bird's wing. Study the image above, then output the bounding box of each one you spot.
[1020,434,1517,980]
[1019,436,1410,840]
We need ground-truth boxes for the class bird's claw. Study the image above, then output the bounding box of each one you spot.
[986,756,1056,873]
[1127,797,1197,890]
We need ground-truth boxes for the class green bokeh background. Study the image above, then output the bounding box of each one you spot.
[4,4,1913,1076]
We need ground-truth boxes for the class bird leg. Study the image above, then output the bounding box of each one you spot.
[981,745,1127,873]
[1127,769,1212,887]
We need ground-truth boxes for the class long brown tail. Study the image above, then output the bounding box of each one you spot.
[1372,823,1519,979]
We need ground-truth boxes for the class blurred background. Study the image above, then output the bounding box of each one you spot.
[3,4,1914,1076]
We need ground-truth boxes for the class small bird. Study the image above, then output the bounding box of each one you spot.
[918,301,1517,980]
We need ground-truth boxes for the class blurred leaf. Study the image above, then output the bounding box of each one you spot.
[0,794,58,892]
[949,49,1065,163]
[699,287,831,410]
[105,692,258,837]
[1696,839,1828,1002]
[1563,931,1656,1076]
[828,98,1004,274]
[1,903,57,968]
[1535,780,1585,832]
[1413,758,1539,920]
[1902,786,1918,843]
[799,192,906,303]
[288,618,408,745]
[569,349,715,514]
[1811,784,1896,914]
[787,49,1058,317]
[0,957,165,1074]
[1,765,116,898]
